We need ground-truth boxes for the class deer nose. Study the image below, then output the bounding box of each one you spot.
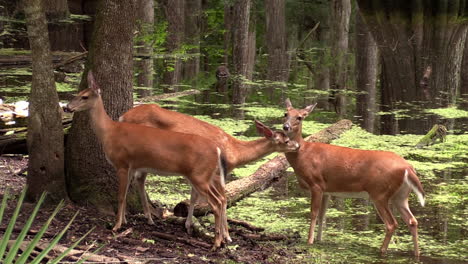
[63,105,73,113]
[283,123,290,131]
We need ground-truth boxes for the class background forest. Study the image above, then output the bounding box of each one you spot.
[0,0,467,263]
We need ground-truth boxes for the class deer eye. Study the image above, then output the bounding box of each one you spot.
[297,116,302,121]
[284,113,288,117]
[82,96,89,100]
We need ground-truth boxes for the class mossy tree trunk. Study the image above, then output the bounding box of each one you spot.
[231,0,251,105]
[357,0,468,107]
[65,0,137,215]
[160,0,184,92]
[135,0,154,98]
[329,0,351,116]
[24,0,66,202]
[265,0,289,101]
[183,0,201,81]
[355,12,378,133]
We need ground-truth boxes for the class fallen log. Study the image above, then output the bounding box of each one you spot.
[173,119,353,217]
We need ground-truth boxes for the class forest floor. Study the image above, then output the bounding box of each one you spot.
[0,155,300,264]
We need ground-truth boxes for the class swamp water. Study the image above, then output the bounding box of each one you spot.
[145,94,467,264]
[0,68,466,262]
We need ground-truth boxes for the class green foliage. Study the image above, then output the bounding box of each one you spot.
[0,188,95,264]
[425,107,468,119]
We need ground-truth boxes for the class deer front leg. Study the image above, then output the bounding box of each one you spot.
[135,171,154,225]
[185,187,199,235]
[316,194,330,242]
[113,168,130,231]
[308,187,323,244]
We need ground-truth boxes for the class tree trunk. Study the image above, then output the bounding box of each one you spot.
[223,2,233,66]
[174,119,353,217]
[357,0,468,107]
[160,0,184,92]
[24,0,66,202]
[460,30,468,109]
[329,0,351,116]
[43,0,69,20]
[231,0,251,105]
[65,0,136,214]
[265,0,289,100]
[183,0,201,80]
[135,0,154,98]
[355,12,378,133]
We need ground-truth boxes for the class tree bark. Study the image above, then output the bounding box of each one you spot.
[135,0,154,98]
[23,0,66,202]
[160,0,184,92]
[265,0,289,100]
[231,0,251,105]
[183,0,201,80]
[329,0,351,116]
[357,0,468,107]
[355,12,378,133]
[65,0,137,214]
[174,119,353,217]
[43,0,69,20]
[461,30,468,109]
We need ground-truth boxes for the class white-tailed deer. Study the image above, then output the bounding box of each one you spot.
[119,103,300,236]
[282,99,425,256]
[65,71,230,248]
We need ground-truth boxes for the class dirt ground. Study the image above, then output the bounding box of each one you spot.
[0,155,299,264]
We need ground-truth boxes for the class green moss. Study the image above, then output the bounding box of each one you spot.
[425,107,468,119]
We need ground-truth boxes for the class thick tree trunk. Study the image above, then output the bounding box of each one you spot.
[135,0,154,98]
[161,0,184,92]
[329,0,351,116]
[174,119,353,217]
[24,0,66,202]
[43,0,69,20]
[355,12,378,133]
[231,0,251,105]
[265,0,289,100]
[66,0,136,214]
[460,31,468,109]
[183,0,201,80]
[358,0,468,107]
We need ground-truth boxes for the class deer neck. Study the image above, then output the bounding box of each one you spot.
[229,137,274,168]
[89,96,114,142]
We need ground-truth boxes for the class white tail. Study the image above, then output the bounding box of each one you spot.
[404,169,425,207]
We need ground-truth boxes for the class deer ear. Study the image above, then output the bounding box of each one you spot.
[304,103,317,115]
[255,120,273,139]
[87,70,101,94]
[285,98,293,110]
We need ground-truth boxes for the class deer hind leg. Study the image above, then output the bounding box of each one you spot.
[373,199,398,255]
[185,187,200,235]
[316,194,330,242]
[308,187,324,244]
[134,171,154,225]
[393,195,420,257]
[205,184,225,249]
[113,167,130,231]
[211,179,230,243]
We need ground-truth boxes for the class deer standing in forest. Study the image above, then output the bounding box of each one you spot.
[119,103,300,238]
[66,71,232,248]
[282,99,425,256]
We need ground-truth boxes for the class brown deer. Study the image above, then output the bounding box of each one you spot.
[66,71,231,248]
[119,102,300,238]
[282,98,425,256]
